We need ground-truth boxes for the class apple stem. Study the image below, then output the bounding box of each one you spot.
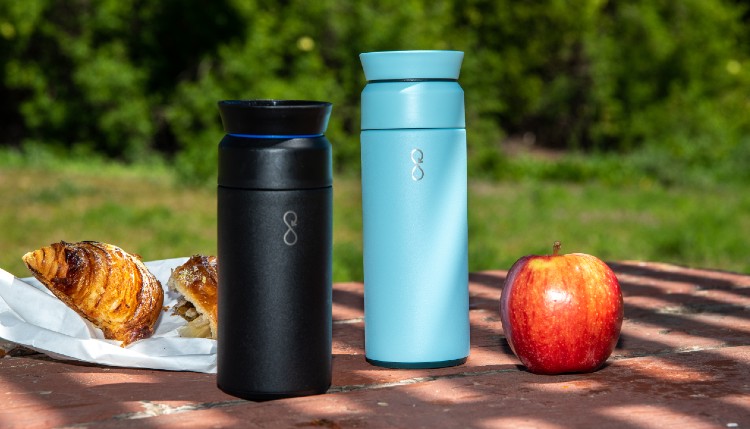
[553,241,561,256]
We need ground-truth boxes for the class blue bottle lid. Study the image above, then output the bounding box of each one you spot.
[360,50,463,81]
[360,51,465,130]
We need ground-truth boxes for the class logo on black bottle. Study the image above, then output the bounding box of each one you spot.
[283,210,298,246]
[411,148,424,181]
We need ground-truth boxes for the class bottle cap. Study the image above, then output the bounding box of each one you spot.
[217,100,332,190]
[360,50,463,81]
[218,100,332,136]
[359,51,465,130]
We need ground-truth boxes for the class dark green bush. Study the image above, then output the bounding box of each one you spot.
[1,0,748,185]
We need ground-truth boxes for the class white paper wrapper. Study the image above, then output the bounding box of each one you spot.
[0,257,216,373]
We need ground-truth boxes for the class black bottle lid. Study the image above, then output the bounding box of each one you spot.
[218,100,332,136]
[217,100,333,190]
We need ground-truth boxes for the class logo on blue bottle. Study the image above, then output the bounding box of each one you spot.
[283,210,298,246]
[411,148,424,181]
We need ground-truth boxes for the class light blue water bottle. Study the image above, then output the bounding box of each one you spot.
[360,50,470,368]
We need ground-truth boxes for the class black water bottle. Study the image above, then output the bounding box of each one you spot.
[216,100,333,401]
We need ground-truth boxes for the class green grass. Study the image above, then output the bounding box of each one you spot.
[1,162,217,277]
[468,180,749,274]
[1,155,748,280]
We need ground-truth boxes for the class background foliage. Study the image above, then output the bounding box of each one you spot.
[1,0,749,185]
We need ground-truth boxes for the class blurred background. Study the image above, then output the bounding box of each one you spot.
[1,0,748,279]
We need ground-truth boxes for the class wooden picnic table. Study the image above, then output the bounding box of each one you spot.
[1,261,748,428]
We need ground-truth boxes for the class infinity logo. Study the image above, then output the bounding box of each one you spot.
[283,210,298,246]
[411,148,424,181]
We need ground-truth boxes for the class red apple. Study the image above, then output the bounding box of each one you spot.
[499,242,623,374]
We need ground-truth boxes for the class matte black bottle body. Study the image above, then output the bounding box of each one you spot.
[216,100,333,401]
[217,186,332,400]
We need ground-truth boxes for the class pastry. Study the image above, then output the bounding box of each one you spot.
[22,241,164,346]
[167,255,218,339]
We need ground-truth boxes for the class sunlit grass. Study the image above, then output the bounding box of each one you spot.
[1,158,748,280]
[467,180,750,274]
[1,164,216,277]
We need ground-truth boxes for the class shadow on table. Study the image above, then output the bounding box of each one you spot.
[1,263,748,428]
[309,264,750,428]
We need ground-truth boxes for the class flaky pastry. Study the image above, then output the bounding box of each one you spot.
[167,255,218,339]
[22,241,164,346]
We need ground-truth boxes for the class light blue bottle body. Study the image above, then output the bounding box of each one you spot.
[360,51,470,368]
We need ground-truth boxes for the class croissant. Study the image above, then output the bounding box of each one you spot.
[167,255,218,339]
[22,241,164,346]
